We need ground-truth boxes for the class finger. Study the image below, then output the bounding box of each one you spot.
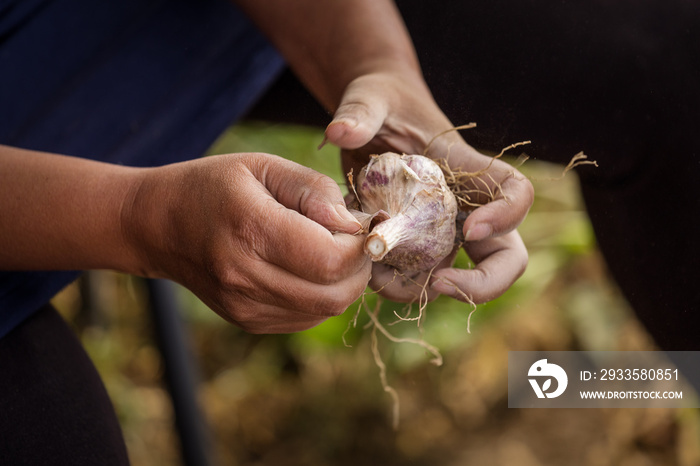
[432,143,534,241]
[367,249,457,303]
[431,230,528,304]
[243,255,372,317]
[462,174,535,242]
[259,154,362,234]
[258,205,371,285]
[226,303,330,334]
[369,268,439,304]
[238,161,370,284]
[196,280,344,335]
[324,78,388,150]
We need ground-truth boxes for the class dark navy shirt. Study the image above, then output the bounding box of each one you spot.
[0,0,285,338]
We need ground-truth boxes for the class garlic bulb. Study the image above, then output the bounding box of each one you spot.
[352,152,458,273]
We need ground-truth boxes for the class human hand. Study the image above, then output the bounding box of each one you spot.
[325,72,533,305]
[123,153,371,333]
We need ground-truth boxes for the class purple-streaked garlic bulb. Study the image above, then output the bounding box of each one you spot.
[351,152,458,273]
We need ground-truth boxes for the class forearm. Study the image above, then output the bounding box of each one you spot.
[0,145,142,272]
[233,0,424,111]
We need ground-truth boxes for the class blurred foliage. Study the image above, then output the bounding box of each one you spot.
[52,122,700,466]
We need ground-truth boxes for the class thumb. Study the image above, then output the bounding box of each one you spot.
[261,155,363,234]
[325,77,388,150]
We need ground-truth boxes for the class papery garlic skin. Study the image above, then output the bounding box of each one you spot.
[354,152,458,273]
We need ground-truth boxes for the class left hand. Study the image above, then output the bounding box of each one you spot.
[325,71,534,305]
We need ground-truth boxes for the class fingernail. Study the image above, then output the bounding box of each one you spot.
[430,276,453,295]
[326,118,358,138]
[465,223,492,241]
[430,280,447,293]
[335,204,363,233]
[332,117,358,129]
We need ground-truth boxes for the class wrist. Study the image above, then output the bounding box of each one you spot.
[117,165,173,280]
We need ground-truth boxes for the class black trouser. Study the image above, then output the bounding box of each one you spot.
[0,305,129,465]
[250,0,700,351]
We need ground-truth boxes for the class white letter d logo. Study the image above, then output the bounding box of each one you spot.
[528,359,568,398]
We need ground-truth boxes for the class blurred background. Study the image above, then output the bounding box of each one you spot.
[51,122,700,466]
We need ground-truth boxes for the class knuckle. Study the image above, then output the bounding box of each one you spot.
[309,172,340,192]
[208,255,256,297]
[208,260,237,288]
[303,176,342,212]
[303,172,340,200]
[209,295,261,333]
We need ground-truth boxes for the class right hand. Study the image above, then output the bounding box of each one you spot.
[123,153,371,333]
